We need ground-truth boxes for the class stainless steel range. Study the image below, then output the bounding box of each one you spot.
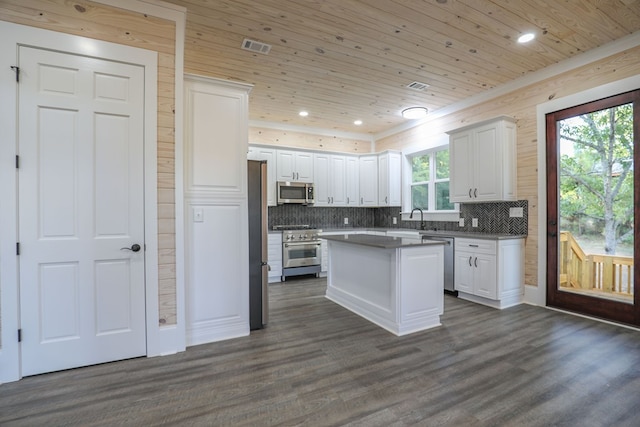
[275,225,322,280]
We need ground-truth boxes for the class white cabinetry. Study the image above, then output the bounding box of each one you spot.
[448,117,516,203]
[359,155,378,206]
[268,232,282,283]
[276,149,314,182]
[454,237,524,309]
[320,230,365,275]
[184,75,252,346]
[314,153,347,206]
[345,155,360,206]
[378,151,402,206]
[248,146,277,206]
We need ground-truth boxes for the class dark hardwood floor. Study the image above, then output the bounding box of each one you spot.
[1,277,640,426]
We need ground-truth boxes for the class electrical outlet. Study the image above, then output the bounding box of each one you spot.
[344,217,349,225]
[509,207,524,218]
[459,218,465,227]
[472,218,478,227]
[392,217,397,225]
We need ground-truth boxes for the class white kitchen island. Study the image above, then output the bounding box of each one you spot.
[322,234,446,336]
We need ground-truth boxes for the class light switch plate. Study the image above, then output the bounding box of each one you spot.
[472,218,478,227]
[458,218,464,227]
[393,217,397,224]
[344,217,349,225]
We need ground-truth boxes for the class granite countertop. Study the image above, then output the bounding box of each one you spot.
[319,228,525,240]
[322,233,447,249]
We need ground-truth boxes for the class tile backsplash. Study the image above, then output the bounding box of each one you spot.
[269,200,528,236]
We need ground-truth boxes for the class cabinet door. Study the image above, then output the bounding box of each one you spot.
[454,250,475,293]
[249,147,277,206]
[321,239,328,273]
[449,130,474,202]
[345,155,360,206]
[387,152,402,206]
[330,155,347,206]
[295,151,314,182]
[474,253,497,299]
[313,154,331,206]
[359,155,378,206]
[473,124,501,201]
[276,150,296,181]
[378,154,389,205]
[267,233,283,283]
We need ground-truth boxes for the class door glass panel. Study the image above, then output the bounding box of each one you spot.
[557,103,634,304]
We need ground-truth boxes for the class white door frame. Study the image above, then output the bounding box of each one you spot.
[0,21,160,383]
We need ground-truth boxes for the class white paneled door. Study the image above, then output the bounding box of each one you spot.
[18,47,147,376]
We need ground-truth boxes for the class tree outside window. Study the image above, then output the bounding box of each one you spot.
[410,149,454,211]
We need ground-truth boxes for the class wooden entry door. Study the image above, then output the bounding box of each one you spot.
[546,89,640,326]
[18,46,147,376]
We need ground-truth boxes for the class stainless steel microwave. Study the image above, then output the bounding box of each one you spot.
[277,181,315,205]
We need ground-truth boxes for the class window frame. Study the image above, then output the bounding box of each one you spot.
[402,139,459,222]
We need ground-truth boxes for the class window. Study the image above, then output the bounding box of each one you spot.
[409,148,454,211]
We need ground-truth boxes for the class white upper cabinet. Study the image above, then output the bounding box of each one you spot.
[378,151,402,206]
[276,149,314,182]
[247,146,277,206]
[359,155,378,206]
[314,153,347,206]
[185,77,251,195]
[345,155,360,206]
[448,117,517,203]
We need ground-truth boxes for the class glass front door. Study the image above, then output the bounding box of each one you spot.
[546,89,640,325]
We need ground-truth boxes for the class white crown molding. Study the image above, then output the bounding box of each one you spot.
[249,120,375,143]
[374,30,640,141]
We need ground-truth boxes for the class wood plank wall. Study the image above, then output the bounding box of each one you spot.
[376,46,640,288]
[0,0,178,325]
[249,127,371,153]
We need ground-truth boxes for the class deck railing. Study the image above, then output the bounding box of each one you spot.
[559,231,634,296]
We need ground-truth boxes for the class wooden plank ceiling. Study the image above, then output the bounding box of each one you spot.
[166,0,640,135]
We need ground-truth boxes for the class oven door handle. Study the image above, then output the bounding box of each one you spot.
[284,241,321,248]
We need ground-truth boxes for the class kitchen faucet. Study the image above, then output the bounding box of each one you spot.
[410,207,426,230]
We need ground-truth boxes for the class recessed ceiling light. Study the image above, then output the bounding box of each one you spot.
[299,111,309,117]
[518,33,535,43]
[401,107,428,119]
[354,120,363,126]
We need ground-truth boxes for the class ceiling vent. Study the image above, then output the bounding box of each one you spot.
[406,81,430,91]
[241,38,272,55]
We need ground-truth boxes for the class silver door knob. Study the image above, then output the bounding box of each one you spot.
[121,244,141,252]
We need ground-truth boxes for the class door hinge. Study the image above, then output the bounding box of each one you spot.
[18,329,22,343]
[10,65,20,82]
[16,242,20,255]
[16,155,19,169]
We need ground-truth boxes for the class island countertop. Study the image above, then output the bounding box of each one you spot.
[321,233,447,249]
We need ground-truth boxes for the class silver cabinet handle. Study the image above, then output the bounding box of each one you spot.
[474,257,478,268]
[474,188,478,198]
[328,197,331,203]
[469,188,472,198]
[331,197,334,203]
[361,197,363,204]
[469,244,479,247]
[347,197,350,204]
[468,256,472,266]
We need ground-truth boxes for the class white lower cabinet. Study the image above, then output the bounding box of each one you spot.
[268,232,282,283]
[454,237,524,309]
